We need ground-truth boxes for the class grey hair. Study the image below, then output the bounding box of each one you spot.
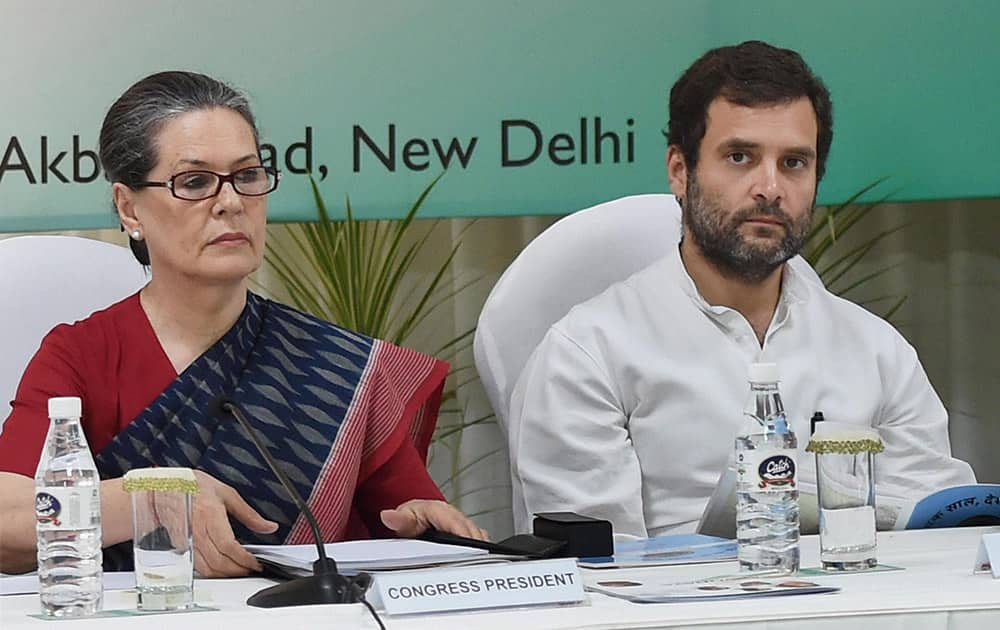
[98,71,260,264]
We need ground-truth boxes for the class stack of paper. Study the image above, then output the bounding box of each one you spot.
[245,539,493,576]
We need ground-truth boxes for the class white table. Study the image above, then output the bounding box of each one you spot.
[3,527,999,629]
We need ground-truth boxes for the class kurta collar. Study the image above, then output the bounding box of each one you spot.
[666,245,812,320]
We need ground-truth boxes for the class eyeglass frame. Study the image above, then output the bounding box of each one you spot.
[133,165,281,201]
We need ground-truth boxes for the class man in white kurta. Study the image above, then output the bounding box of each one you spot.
[509,245,976,536]
[507,41,975,537]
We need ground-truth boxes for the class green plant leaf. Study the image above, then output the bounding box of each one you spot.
[438,447,507,491]
[803,177,909,321]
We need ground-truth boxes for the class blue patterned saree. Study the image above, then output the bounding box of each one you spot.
[95,292,447,570]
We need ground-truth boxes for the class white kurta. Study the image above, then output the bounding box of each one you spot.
[509,247,976,536]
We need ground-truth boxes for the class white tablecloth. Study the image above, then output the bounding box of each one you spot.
[3,527,999,629]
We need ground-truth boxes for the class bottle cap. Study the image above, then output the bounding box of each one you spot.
[748,362,779,383]
[48,396,82,418]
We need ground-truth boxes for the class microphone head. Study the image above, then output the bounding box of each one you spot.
[207,394,235,420]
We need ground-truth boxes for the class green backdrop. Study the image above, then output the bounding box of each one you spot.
[1,0,997,231]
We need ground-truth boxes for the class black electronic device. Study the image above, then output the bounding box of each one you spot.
[420,511,613,559]
[419,529,566,558]
[496,533,567,558]
[532,512,614,558]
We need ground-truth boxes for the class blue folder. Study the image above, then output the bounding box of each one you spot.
[905,484,1000,529]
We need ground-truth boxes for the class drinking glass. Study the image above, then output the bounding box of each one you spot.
[806,422,883,570]
[123,468,199,610]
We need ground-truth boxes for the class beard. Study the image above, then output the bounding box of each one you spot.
[682,173,813,284]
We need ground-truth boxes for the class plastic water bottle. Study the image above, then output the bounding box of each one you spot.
[735,363,799,573]
[34,397,103,616]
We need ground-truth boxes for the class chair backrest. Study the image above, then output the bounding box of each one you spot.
[0,236,149,422]
[473,194,684,434]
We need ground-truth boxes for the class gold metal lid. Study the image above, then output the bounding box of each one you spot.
[122,467,199,494]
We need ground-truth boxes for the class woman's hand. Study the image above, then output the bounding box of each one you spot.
[380,499,489,541]
[188,471,278,577]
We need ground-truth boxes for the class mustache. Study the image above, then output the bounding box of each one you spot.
[731,201,793,229]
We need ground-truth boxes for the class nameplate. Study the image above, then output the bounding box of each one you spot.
[369,557,584,615]
[974,532,1000,578]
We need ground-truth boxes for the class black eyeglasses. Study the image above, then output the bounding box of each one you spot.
[135,166,280,201]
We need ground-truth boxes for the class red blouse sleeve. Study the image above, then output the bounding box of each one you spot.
[0,326,86,477]
[0,294,173,478]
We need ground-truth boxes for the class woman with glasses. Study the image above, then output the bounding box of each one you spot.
[0,71,487,576]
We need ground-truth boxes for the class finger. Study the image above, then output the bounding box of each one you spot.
[193,547,210,577]
[386,501,490,541]
[198,533,256,576]
[419,502,483,540]
[192,518,220,577]
[191,493,243,577]
[219,485,278,534]
[204,509,260,574]
[192,525,243,577]
[380,507,427,538]
[193,518,249,577]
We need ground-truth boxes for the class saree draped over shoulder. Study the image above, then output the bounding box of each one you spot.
[96,293,447,563]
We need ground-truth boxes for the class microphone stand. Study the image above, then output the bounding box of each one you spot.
[211,397,363,608]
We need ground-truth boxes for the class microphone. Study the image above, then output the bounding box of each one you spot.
[208,395,365,608]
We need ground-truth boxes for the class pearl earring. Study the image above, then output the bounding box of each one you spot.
[131,230,142,240]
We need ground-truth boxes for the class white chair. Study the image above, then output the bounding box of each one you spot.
[474,194,682,434]
[0,236,149,423]
[473,193,822,528]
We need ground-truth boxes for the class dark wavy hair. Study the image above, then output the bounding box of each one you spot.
[98,71,259,265]
[666,40,833,181]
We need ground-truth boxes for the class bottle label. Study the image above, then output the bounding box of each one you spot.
[35,487,100,531]
[737,449,797,492]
